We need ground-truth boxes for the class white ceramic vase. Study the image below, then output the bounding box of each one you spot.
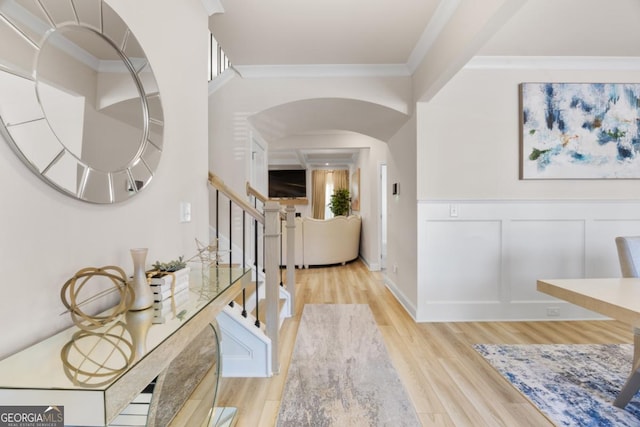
[129,248,154,311]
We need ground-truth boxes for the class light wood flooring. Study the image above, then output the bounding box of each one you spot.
[215,260,633,426]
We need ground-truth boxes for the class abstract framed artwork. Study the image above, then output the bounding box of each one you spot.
[520,82,640,179]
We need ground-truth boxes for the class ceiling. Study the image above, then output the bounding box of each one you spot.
[209,0,441,67]
[268,147,360,169]
[208,0,640,168]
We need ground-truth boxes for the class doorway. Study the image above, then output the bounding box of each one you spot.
[250,135,266,194]
[380,163,387,270]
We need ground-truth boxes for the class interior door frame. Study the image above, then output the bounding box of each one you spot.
[379,162,387,270]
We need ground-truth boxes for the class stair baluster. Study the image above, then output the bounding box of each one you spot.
[208,173,293,377]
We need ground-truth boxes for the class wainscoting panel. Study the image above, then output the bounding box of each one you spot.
[508,220,585,302]
[416,201,640,322]
[423,220,502,302]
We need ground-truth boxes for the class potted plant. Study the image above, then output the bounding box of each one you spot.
[151,256,187,274]
[147,256,190,301]
[329,188,351,216]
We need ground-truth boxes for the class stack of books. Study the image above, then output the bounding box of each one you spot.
[149,267,191,324]
[152,290,190,324]
[148,267,190,302]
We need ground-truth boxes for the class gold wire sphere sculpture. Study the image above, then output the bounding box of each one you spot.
[60,266,133,330]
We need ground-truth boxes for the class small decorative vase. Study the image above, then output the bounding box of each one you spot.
[129,248,154,311]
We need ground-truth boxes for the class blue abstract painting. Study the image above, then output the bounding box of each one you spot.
[521,83,640,179]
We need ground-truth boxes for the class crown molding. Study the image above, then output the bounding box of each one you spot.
[201,0,224,15]
[233,63,411,79]
[208,67,237,95]
[466,56,640,71]
[229,56,640,81]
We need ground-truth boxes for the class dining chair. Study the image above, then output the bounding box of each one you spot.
[615,236,640,277]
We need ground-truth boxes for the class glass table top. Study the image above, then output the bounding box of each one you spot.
[0,266,249,391]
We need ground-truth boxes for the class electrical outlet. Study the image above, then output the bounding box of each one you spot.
[546,307,560,317]
[392,263,398,273]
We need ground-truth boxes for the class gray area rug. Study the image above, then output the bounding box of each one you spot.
[474,343,640,426]
[277,304,420,426]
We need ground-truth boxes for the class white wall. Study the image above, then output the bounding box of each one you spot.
[209,76,409,273]
[415,62,640,321]
[420,65,640,200]
[352,137,388,270]
[0,0,210,359]
[385,114,418,316]
[208,75,411,198]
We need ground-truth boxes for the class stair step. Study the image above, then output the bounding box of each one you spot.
[254,297,287,326]
[215,263,241,268]
[228,297,287,330]
[231,280,267,308]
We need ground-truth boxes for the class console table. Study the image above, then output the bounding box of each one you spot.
[0,265,250,426]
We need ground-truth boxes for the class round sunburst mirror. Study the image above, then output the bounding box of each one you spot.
[0,0,164,203]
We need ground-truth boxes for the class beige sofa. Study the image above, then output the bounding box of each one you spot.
[281,215,361,268]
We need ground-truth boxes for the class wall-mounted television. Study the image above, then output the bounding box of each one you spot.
[268,169,306,198]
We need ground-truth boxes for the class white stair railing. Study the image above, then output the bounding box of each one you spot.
[209,172,296,376]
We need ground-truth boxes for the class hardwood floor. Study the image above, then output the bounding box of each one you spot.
[215,260,633,426]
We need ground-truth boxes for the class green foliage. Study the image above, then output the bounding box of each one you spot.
[329,188,351,216]
[152,256,186,272]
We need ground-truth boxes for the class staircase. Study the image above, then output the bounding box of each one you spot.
[208,173,297,377]
[217,275,292,377]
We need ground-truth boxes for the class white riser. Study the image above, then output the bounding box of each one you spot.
[217,283,292,378]
[217,305,272,377]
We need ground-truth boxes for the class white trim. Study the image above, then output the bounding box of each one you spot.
[201,0,224,16]
[359,255,381,272]
[378,162,387,272]
[466,56,640,71]
[208,67,237,95]
[406,0,462,73]
[233,63,411,79]
[417,301,605,322]
[420,198,640,205]
[384,276,417,320]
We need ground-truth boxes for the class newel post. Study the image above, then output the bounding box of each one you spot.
[285,204,296,311]
[263,200,281,374]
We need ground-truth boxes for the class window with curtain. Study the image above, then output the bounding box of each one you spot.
[324,175,334,219]
[312,169,349,219]
[311,170,327,219]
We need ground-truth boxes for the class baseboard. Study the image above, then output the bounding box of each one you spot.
[415,301,606,322]
[358,255,380,272]
[383,276,417,320]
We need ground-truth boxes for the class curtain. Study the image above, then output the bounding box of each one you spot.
[311,170,328,219]
[333,169,349,191]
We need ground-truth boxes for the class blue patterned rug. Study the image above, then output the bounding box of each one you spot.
[474,344,640,426]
